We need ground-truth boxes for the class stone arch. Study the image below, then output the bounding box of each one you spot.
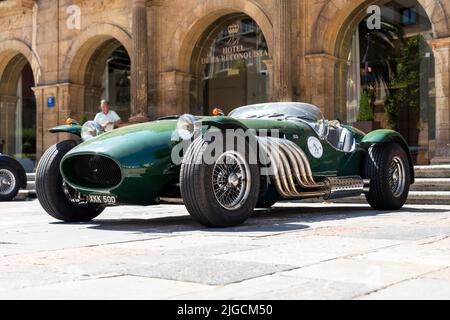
[0,39,41,87]
[0,40,39,162]
[311,0,449,58]
[61,23,132,83]
[167,0,274,73]
[61,23,132,119]
[311,0,445,165]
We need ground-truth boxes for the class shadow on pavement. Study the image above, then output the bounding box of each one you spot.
[49,203,449,234]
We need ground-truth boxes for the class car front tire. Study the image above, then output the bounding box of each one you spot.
[36,140,104,222]
[180,136,260,228]
[363,142,411,210]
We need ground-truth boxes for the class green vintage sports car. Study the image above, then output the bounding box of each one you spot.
[36,102,414,227]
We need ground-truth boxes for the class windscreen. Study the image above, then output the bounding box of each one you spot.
[229,102,324,122]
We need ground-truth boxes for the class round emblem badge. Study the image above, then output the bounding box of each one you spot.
[307,137,324,159]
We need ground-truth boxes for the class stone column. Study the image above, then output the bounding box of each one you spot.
[129,0,150,123]
[33,86,58,160]
[335,58,349,120]
[159,71,193,116]
[147,0,162,120]
[33,84,80,160]
[262,59,274,102]
[273,0,293,102]
[304,53,343,119]
[431,38,450,164]
[0,95,18,155]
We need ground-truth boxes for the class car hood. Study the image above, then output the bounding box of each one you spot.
[64,120,178,167]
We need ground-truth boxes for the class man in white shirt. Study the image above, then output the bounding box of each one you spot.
[94,100,122,132]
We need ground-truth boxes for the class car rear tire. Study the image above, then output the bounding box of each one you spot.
[180,136,260,228]
[36,140,104,222]
[255,176,278,209]
[363,143,411,210]
[0,164,21,202]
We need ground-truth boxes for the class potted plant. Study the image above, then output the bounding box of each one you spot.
[353,90,381,133]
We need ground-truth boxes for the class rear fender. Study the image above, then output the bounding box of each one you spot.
[361,129,415,184]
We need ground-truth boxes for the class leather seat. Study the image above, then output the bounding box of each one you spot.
[327,126,355,152]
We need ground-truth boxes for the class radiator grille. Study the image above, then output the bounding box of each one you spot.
[68,155,122,189]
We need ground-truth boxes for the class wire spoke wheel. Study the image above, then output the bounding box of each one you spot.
[212,151,251,210]
[0,169,16,196]
[388,156,406,198]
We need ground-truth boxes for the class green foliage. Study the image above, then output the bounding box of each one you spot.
[22,128,36,155]
[384,35,422,130]
[357,90,374,121]
[384,92,397,129]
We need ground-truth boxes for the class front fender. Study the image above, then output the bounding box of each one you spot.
[49,125,82,137]
[197,117,271,190]
[361,129,415,184]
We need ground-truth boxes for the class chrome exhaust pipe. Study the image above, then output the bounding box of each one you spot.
[363,179,371,193]
[258,137,365,200]
[258,137,327,199]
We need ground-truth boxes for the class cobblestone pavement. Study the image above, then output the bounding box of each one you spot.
[1,200,450,300]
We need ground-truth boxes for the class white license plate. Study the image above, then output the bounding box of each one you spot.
[87,194,117,205]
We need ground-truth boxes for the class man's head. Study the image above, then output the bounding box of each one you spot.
[100,100,110,114]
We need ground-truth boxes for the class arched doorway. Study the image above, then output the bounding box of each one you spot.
[82,40,131,122]
[344,0,435,165]
[67,36,131,123]
[0,53,36,172]
[189,14,271,115]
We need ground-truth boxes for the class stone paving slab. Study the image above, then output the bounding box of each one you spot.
[172,274,370,300]
[126,258,294,285]
[357,278,450,300]
[280,258,439,290]
[0,275,212,300]
[214,236,404,267]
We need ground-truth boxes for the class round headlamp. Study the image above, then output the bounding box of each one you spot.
[174,114,198,140]
[81,121,103,141]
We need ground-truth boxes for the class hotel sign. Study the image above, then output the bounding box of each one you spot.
[201,23,269,65]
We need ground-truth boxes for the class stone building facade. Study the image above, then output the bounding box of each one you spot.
[0,0,450,167]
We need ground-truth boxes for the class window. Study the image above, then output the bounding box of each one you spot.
[402,8,417,25]
[191,16,270,115]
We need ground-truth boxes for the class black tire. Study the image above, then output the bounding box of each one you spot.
[36,140,104,222]
[180,136,260,228]
[0,163,21,201]
[363,143,411,210]
[256,177,278,208]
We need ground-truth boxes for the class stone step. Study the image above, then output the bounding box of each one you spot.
[26,181,36,191]
[332,191,450,205]
[410,178,450,192]
[414,165,450,178]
